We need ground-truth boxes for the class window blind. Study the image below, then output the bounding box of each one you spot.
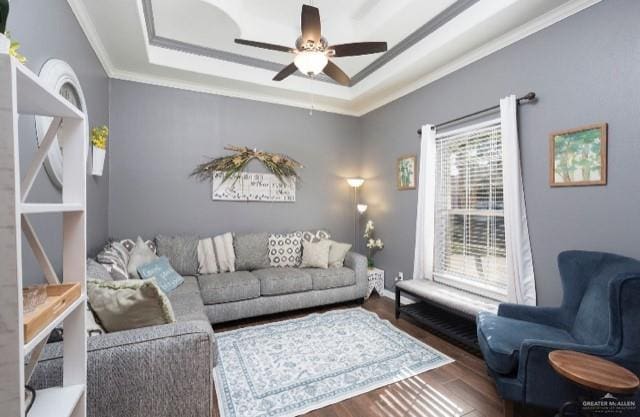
[433,120,507,300]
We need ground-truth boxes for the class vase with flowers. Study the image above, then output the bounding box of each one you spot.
[363,219,384,268]
[91,125,108,176]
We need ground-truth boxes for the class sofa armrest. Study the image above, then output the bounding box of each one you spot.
[345,251,368,298]
[517,339,618,408]
[31,320,216,417]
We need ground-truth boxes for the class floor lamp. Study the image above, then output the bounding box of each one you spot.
[346,178,367,249]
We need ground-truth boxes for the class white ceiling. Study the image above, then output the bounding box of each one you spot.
[68,0,599,116]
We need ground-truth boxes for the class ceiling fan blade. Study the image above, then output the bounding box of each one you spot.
[323,60,350,86]
[273,62,298,81]
[301,5,321,43]
[235,39,293,53]
[330,42,388,57]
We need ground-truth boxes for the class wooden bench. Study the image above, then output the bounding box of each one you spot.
[395,279,499,352]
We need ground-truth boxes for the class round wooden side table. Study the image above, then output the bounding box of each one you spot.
[548,350,640,417]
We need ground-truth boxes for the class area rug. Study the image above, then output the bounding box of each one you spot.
[214,307,453,417]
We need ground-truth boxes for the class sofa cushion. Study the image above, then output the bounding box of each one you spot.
[306,267,356,290]
[252,268,312,295]
[168,276,208,322]
[477,312,575,375]
[198,271,260,304]
[155,235,199,276]
[234,233,270,271]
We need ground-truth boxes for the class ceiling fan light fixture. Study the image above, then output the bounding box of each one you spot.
[294,51,328,77]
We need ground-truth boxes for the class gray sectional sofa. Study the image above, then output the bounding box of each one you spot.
[31,241,368,417]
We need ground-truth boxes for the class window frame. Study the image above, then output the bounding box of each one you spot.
[432,119,508,302]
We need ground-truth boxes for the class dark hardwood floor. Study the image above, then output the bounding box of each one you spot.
[212,295,553,417]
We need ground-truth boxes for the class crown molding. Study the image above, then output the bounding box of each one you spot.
[108,68,360,117]
[68,0,600,117]
[352,0,601,116]
[66,0,116,77]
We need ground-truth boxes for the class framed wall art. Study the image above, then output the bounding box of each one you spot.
[549,123,607,187]
[397,155,417,190]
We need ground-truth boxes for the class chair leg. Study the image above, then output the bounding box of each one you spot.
[395,287,401,319]
[503,400,514,417]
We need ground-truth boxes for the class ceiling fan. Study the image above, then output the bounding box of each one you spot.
[234,4,388,86]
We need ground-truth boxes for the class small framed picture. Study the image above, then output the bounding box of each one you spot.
[397,155,417,190]
[549,123,607,187]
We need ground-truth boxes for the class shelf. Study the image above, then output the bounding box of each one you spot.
[24,294,85,354]
[21,203,85,214]
[14,60,84,119]
[28,385,85,417]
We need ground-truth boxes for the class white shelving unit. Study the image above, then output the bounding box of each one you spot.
[0,37,87,417]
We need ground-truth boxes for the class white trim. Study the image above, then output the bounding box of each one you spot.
[66,0,116,77]
[436,117,501,138]
[67,0,600,116]
[381,289,414,306]
[108,68,360,116]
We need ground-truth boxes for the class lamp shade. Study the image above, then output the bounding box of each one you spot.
[346,178,365,188]
[357,204,368,214]
[294,51,328,76]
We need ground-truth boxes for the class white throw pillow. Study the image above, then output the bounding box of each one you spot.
[127,236,158,279]
[300,239,332,269]
[328,241,352,268]
[197,238,218,274]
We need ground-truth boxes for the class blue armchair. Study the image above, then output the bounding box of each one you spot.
[477,250,640,409]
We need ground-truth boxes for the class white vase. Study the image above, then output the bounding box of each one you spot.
[92,147,105,176]
[0,34,9,54]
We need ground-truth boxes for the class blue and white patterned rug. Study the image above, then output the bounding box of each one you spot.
[214,308,453,417]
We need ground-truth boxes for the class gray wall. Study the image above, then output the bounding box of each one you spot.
[8,0,110,284]
[108,80,362,245]
[360,0,640,306]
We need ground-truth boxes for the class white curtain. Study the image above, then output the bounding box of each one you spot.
[413,125,437,280]
[501,95,536,305]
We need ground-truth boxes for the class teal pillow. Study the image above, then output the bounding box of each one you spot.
[137,257,184,293]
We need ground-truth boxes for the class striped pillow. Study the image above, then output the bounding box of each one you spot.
[96,241,130,281]
[197,232,236,274]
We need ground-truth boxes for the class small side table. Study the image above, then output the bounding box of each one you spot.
[548,350,640,417]
[366,268,384,299]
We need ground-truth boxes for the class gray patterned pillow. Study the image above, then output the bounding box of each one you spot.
[301,230,331,243]
[234,233,270,271]
[87,258,113,281]
[155,235,199,276]
[96,241,130,280]
[268,231,303,267]
[119,238,157,254]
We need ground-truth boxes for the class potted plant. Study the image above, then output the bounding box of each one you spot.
[363,219,384,268]
[91,125,108,176]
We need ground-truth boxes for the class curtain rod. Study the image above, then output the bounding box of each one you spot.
[416,92,536,136]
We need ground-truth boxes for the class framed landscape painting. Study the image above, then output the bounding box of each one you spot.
[397,155,417,190]
[549,123,607,187]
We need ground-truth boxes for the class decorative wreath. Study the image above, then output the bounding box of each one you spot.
[190,146,303,184]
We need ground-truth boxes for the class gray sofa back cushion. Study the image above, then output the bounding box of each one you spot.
[234,233,270,271]
[155,235,199,276]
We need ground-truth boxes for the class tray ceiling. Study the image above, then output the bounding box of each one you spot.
[69,0,599,115]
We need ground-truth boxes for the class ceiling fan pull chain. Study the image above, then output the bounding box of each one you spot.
[309,90,315,116]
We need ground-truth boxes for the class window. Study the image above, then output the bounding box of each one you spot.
[433,120,507,300]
